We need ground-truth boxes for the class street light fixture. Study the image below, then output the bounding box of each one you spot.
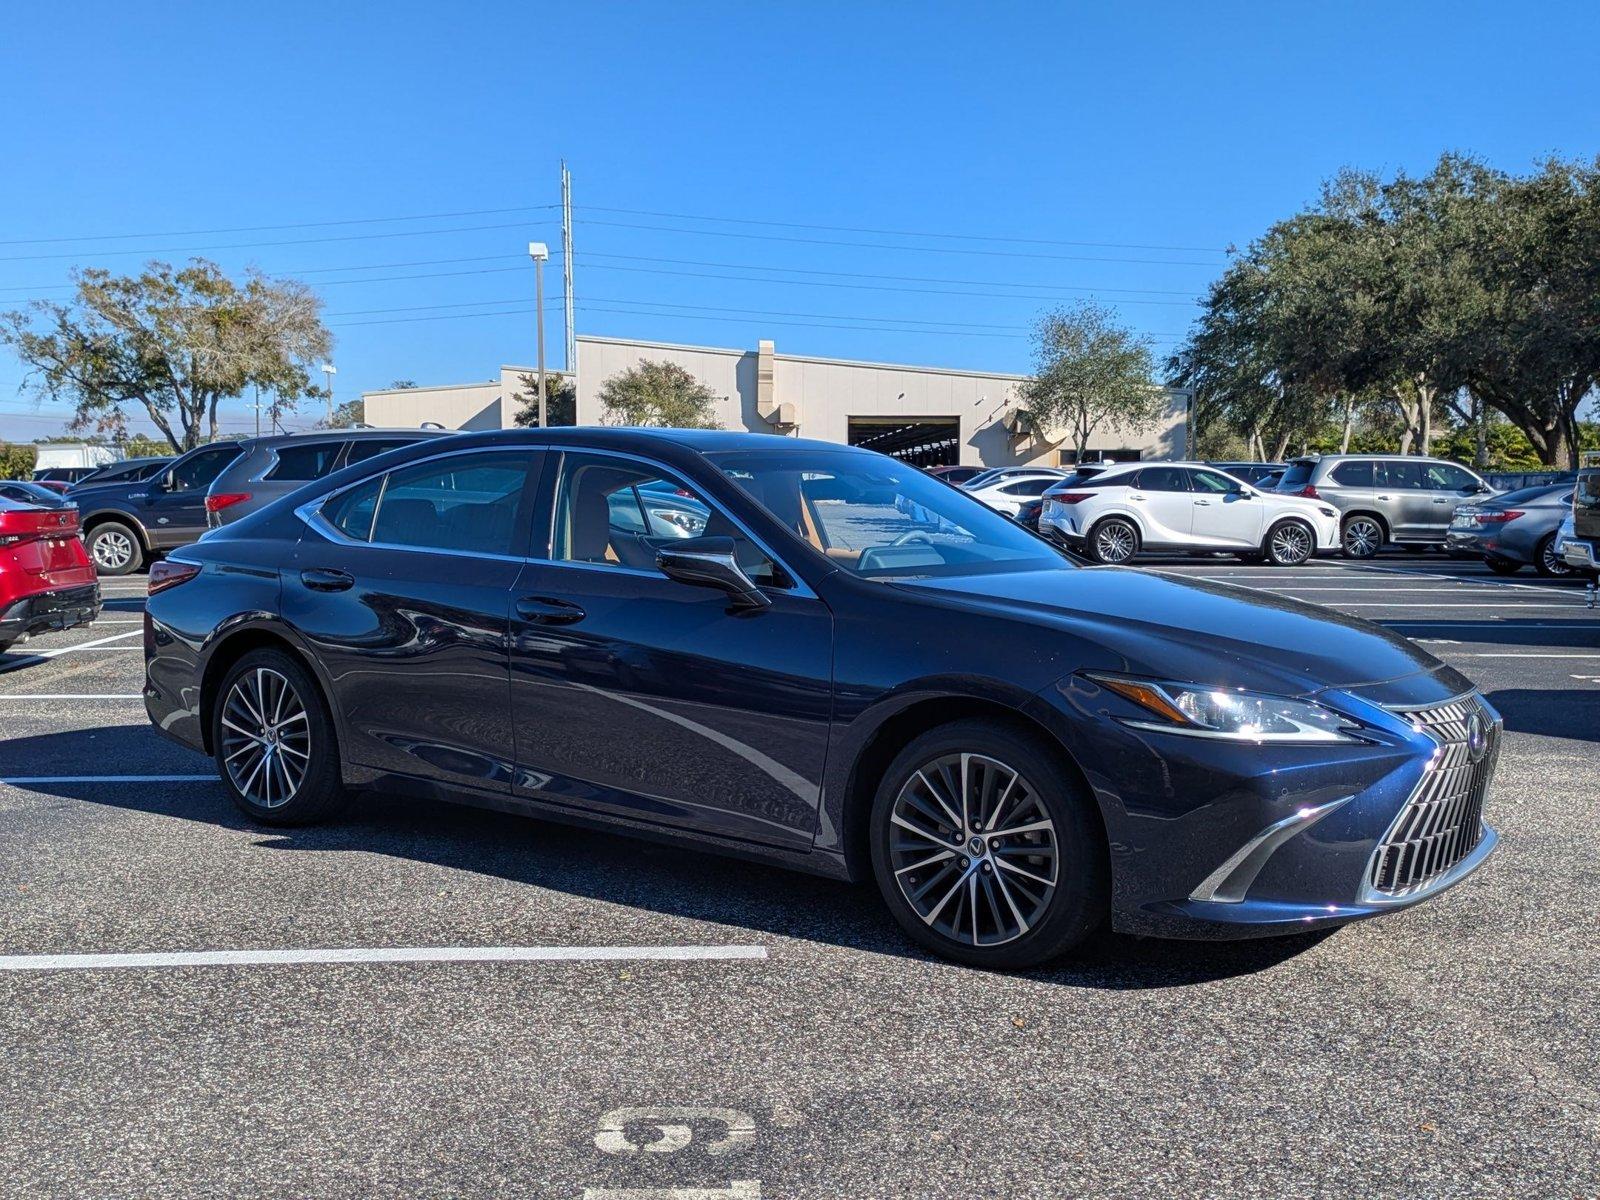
[528,242,549,428]
[321,363,337,424]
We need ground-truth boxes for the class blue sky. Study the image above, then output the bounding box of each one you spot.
[2,0,1596,440]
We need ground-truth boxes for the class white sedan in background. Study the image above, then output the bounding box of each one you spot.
[962,469,1072,517]
[1039,462,1340,565]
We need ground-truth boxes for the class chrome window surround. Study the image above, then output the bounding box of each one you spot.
[296,442,818,598]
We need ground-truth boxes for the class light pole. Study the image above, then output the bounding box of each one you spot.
[528,242,549,427]
[321,363,337,425]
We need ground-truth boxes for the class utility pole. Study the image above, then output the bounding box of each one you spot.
[561,161,576,376]
[320,363,337,425]
[529,242,550,427]
[252,385,261,439]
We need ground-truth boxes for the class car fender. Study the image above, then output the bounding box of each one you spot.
[195,615,350,760]
[79,506,154,550]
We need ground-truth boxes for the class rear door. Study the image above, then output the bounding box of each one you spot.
[1127,465,1193,545]
[1189,467,1266,547]
[284,447,542,792]
[1376,459,1430,540]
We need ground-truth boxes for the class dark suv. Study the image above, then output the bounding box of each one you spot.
[70,441,246,575]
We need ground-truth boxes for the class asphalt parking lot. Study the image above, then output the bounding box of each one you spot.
[2,555,1597,1198]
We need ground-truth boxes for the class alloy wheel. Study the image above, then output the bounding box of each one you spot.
[1343,517,1381,558]
[888,752,1058,947]
[1270,522,1312,565]
[219,667,311,809]
[1539,537,1573,577]
[91,529,134,572]
[1093,522,1136,564]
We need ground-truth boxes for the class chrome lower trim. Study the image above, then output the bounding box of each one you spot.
[1189,795,1352,904]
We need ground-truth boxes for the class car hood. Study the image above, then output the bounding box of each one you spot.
[892,564,1469,701]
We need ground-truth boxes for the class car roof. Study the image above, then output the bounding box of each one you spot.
[237,427,452,451]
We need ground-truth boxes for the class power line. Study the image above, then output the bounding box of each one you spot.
[575,219,1222,268]
[0,206,560,247]
[578,204,1231,255]
[0,221,558,264]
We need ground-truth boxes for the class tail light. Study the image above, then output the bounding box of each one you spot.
[1475,510,1524,524]
[1049,492,1093,504]
[205,492,252,514]
[1298,484,1320,498]
[148,559,202,595]
[0,507,78,547]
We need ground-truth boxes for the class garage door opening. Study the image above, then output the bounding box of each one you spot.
[847,417,960,467]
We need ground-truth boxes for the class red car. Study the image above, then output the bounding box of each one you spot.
[0,496,101,656]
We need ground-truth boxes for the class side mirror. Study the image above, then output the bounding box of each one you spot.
[656,535,771,610]
[155,470,176,493]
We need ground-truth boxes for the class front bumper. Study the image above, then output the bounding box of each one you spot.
[0,582,101,646]
[1025,675,1501,939]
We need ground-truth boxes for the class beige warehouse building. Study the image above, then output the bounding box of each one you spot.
[363,334,1190,468]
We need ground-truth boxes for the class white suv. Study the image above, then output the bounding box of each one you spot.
[1039,462,1341,565]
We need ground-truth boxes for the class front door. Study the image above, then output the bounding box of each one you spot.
[1422,462,1485,537]
[139,444,243,547]
[508,450,833,849]
[283,448,542,792]
[1189,467,1266,547]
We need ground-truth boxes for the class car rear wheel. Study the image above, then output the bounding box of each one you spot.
[869,719,1107,969]
[86,521,142,576]
[1341,515,1383,559]
[212,648,345,825]
[1087,518,1138,564]
[1264,519,1315,566]
[1486,558,1523,576]
[1534,533,1574,579]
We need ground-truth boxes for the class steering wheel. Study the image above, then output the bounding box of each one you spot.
[890,531,933,547]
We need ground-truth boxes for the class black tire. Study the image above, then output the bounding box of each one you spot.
[85,520,144,576]
[211,648,346,825]
[1086,517,1139,565]
[868,718,1108,970]
[1486,558,1523,576]
[1533,533,1574,579]
[1341,514,1384,559]
[1263,518,1316,566]
[0,639,12,656]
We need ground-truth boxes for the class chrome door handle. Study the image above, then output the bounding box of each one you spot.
[1376,494,1392,500]
[300,568,354,592]
[1193,499,1211,506]
[1131,494,1147,502]
[1432,499,1452,504]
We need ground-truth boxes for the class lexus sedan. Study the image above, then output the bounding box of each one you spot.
[1446,484,1575,577]
[144,428,1500,968]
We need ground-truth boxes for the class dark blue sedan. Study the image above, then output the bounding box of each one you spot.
[143,428,1500,968]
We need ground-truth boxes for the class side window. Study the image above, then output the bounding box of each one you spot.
[1135,466,1191,492]
[1425,463,1475,491]
[368,452,533,556]
[169,446,241,492]
[552,453,785,585]
[1330,461,1375,487]
[1378,460,1424,489]
[1000,478,1054,496]
[323,475,383,542]
[344,438,418,466]
[1191,470,1240,494]
[267,442,347,482]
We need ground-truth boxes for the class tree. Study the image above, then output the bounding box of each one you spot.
[0,258,332,454]
[319,399,365,430]
[387,379,418,390]
[0,443,36,480]
[512,372,577,427]
[596,360,722,429]
[1020,302,1162,460]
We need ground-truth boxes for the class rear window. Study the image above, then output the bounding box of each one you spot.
[1329,461,1374,487]
[267,442,347,481]
[1277,461,1315,490]
[344,438,420,466]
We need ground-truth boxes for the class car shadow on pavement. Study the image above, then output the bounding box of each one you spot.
[1487,687,1600,744]
[5,723,1331,990]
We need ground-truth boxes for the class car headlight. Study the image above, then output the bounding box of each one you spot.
[1089,674,1364,743]
[655,508,707,536]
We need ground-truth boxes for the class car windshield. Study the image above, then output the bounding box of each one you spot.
[712,448,1069,580]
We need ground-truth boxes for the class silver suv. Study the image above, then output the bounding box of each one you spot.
[1274,455,1494,558]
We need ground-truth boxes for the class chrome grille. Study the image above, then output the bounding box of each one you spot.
[1369,695,1498,897]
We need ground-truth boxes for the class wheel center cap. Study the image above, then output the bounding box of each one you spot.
[968,836,986,856]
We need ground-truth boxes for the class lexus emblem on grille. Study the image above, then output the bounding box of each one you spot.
[1465,710,1489,763]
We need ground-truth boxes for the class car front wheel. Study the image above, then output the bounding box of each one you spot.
[869,719,1107,969]
[1264,519,1315,566]
[212,648,345,825]
[86,521,143,576]
[1341,515,1383,559]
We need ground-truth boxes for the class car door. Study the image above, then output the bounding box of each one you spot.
[1322,459,1376,517]
[1189,468,1266,547]
[1423,462,1486,537]
[282,447,543,792]
[507,448,833,849]
[1125,465,1194,546]
[139,444,243,547]
[1375,459,1430,540]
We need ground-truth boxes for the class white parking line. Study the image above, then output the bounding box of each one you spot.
[0,945,770,972]
[1434,653,1600,659]
[0,694,143,700]
[1331,602,1587,608]
[0,774,214,784]
[0,628,144,674]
